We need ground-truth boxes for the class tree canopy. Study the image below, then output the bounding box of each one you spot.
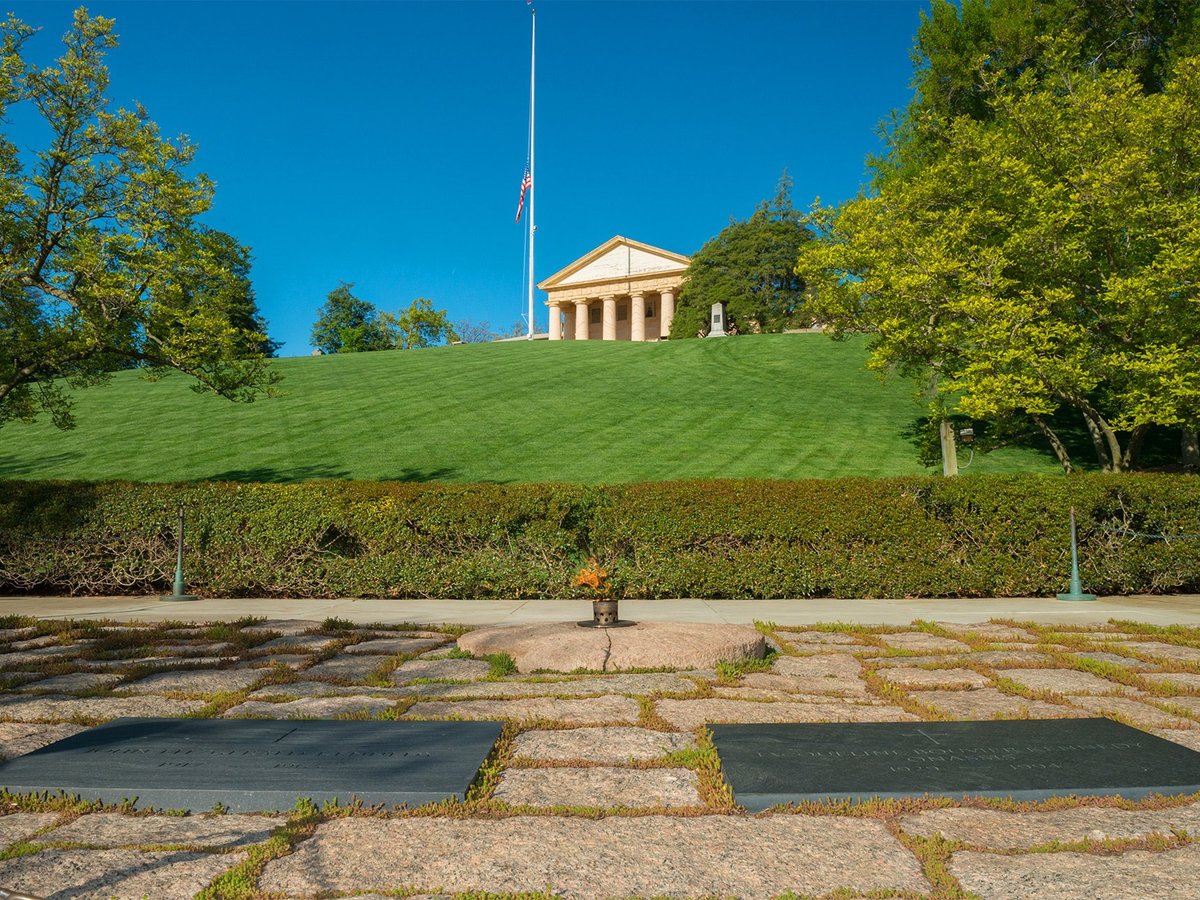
[310,283,391,354]
[0,9,278,431]
[382,298,458,350]
[798,54,1200,473]
[671,174,812,338]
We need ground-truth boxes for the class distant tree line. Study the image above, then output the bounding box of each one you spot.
[310,284,458,354]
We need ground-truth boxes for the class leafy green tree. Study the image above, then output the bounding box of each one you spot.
[0,9,278,430]
[191,230,281,358]
[798,57,1200,474]
[310,283,391,354]
[671,174,812,339]
[382,298,458,350]
[882,1,1200,181]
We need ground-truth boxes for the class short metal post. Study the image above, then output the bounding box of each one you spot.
[160,507,199,602]
[1056,506,1096,601]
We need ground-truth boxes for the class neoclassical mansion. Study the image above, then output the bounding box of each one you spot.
[538,236,688,341]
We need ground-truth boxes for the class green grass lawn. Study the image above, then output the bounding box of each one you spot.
[0,334,1062,483]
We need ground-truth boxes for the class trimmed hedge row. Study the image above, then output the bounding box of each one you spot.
[1,475,1199,598]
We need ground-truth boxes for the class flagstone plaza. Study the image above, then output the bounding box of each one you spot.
[1,612,1199,898]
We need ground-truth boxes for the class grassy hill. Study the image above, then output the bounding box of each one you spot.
[0,334,1061,483]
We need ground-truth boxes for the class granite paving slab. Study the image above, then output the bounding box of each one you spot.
[1164,696,1200,717]
[0,848,246,899]
[878,667,992,689]
[18,672,122,693]
[949,843,1200,900]
[406,696,641,724]
[772,654,863,678]
[224,696,398,719]
[392,658,493,682]
[901,804,1200,848]
[0,722,87,761]
[881,632,972,653]
[155,642,237,656]
[1068,695,1197,729]
[252,634,342,653]
[245,680,407,700]
[1066,651,1159,671]
[1156,729,1200,751]
[240,619,319,635]
[10,635,64,650]
[962,651,1060,667]
[940,624,1039,642]
[302,655,389,681]
[494,767,701,808]
[258,815,929,898]
[235,653,311,670]
[917,688,1076,719]
[510,727,695,762]
[345,637,447,655]
[116,668,265,695]
[1122,641,1200,663]
[655,698,917,730]
[0,647,82,667]
[775,631,864,645]
[44,813,285,848]
[1146,672,1200,691]
[0,628,37,641]
[0,694,206,722]
[999,668,1134,695]
[711,686,889,704]
[0,813,61,848]
[736,672,872,696]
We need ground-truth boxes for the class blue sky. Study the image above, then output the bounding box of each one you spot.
[7,1,929,355]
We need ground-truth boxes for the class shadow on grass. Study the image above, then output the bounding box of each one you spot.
[201,465,460,484]
[0,452,83,477]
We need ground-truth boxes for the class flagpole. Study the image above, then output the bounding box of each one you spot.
[526,5,536,339]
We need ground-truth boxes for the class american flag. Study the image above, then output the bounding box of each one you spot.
[515,164,532,223]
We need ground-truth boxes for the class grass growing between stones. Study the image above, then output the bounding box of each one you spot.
[892,830,972,900]
[195,799,322,900]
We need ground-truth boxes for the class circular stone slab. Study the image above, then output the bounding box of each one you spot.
[456,622,765,673]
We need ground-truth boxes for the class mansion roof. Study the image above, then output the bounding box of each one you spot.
[537,236,690,293]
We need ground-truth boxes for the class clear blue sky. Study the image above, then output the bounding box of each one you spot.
[8,1,929,355]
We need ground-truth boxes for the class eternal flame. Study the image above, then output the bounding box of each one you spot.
[538,236,689,341]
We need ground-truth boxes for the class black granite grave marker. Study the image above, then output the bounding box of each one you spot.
[0,718,502,811]
[709,718,1200,811]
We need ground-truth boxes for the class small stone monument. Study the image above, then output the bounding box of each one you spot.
[707,302,727,337]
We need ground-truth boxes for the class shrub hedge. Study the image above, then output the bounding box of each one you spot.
[1,475,1198,598]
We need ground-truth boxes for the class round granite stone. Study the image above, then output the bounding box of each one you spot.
[457,622,764,673]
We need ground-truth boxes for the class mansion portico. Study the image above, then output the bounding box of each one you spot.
[538,236,689,341]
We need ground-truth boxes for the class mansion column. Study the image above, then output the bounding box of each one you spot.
[660,288,676,339]
[602,295,617,341]
[574,299,590,340]
[562,302,577,340]
[547,302,562,340]
[630,292,646,342]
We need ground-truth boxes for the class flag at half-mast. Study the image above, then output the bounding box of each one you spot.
[515,163,532,223]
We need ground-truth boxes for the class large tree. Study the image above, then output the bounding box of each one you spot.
[191,229,281,358]
[310,283,391,354]
[0,9,278,431]
[671,174,812,339]
[798,55,1200,474]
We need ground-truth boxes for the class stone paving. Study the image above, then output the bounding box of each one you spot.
[0,615,1197,897]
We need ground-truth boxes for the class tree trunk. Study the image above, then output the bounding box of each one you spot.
[1079,407,1114,472]
[1183,428,1200,472]
[1118,424,1149,472]
[1032,414,1073,474]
